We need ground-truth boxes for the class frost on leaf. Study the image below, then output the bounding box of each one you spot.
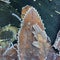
[0,44,18,60]
[21,5,31,20]
[32,24,50,59]
[53,30,60,52]
[18,6,50,60]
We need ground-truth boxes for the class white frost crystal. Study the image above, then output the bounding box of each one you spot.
[53,30,60,51]
[0,0,10,4]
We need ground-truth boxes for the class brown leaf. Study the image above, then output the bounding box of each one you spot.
[21,5,31,19]
[53,30,60,51]
[32,24,50,59]
[18,7,45,60]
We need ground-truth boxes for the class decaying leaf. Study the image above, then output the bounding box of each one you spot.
[0,44,18,60]
[53,30,60,52]
[46,47,60,60]
[32,24,51,59]
[21,5,31,19]
[18,6,49,60]
[3,44,17,56]
[0,55,15,60]
[0,46,5,55]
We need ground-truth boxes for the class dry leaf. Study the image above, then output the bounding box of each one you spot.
[18,7,45,60]
[53,30,60,51]
[21,5,31,19]
[32,24,50,59]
